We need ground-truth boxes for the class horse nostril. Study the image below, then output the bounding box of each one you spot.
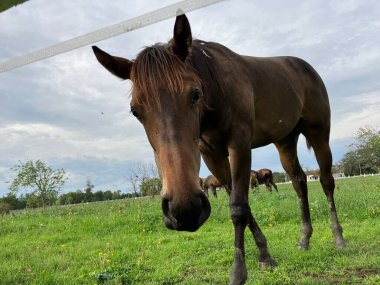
[162,198,178,229]
[161,191,211,232]
[198,192,211,226]
[162,197,170,216]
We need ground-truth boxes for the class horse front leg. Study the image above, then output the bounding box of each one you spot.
[200,144,248,284]
[228,146,252,285]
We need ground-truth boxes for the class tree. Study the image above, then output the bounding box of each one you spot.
[339,126,380,176]
[332,164,343,174]
[9,160,67,207]
[84,180,94,202]
[0,202,12,215]
[126,161,159,196]
[93,191,104,201]
[26,194,42,208]
[73,190,85,203]
[112,190,122,200]
[103,190,113,200]
[272,172,288,183]
[353,126,380,172]
[140,178,162,197]
[58,192,74,205]
[0,193,27,210]
[339,151,362,176]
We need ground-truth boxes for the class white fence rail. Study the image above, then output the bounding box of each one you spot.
[276,173,379,185]
[0,0,224,73]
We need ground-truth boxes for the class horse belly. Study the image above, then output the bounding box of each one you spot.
[251,94,303,148]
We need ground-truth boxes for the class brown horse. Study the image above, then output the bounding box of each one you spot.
[199,177,206,189]
[250,169,278,193]
[92,13,345,285]
[202,174,222,198]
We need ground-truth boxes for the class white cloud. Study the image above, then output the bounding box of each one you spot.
[331,91,380,140]
[329,0,363,14]
[0,122,150,161]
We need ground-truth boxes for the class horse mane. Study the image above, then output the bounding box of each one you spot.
[191,41,228,107]
[130,41,227,109]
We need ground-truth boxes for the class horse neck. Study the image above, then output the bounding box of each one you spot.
[191,42,233,116]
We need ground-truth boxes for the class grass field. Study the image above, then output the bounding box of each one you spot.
[1,176,379,284]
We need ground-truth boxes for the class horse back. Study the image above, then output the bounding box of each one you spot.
[241,55,331,147]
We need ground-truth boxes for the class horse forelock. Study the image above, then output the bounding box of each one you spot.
[130,44,201,109]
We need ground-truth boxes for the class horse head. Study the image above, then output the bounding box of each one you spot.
[92,14,210,232]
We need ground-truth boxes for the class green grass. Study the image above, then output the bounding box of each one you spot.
[1,176,379,284]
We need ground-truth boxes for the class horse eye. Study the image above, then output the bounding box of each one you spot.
[131,108,140,119]
[191,90,202,104]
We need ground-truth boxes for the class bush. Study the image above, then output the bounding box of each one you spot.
[0,202,12,215]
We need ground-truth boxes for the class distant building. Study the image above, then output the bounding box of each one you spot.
[333,172,345,179]
[307,174,319,181]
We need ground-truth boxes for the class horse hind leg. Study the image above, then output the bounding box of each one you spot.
[251,182,259,193]
[249,179,255,193]
[271,181,279,193]
[204,186,209,197]
[265,182,272,193]
[304,129,346,248]
[247,212,277,268]
[211,186,217,198]
[275,138,313,249]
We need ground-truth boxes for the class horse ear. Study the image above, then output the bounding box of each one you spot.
[92,46,132,80]
[171,14,192,61]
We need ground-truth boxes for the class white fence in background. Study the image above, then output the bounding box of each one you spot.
[277,172,379,185]
[335,173,380,180]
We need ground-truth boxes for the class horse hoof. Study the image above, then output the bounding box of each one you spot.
[230,257,247,285]
[259,257,277,270]
[230,271,247,285]
[297,243,310,250]
[297,237,311,250]
[335,239,346,249]
[230,277,247,285]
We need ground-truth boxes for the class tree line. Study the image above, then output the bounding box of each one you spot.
[0,160,160,213]
[0,179,139,213]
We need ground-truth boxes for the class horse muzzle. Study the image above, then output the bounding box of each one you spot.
[161,191,211,232]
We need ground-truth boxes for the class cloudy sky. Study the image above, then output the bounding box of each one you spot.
[0,0,379,196]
